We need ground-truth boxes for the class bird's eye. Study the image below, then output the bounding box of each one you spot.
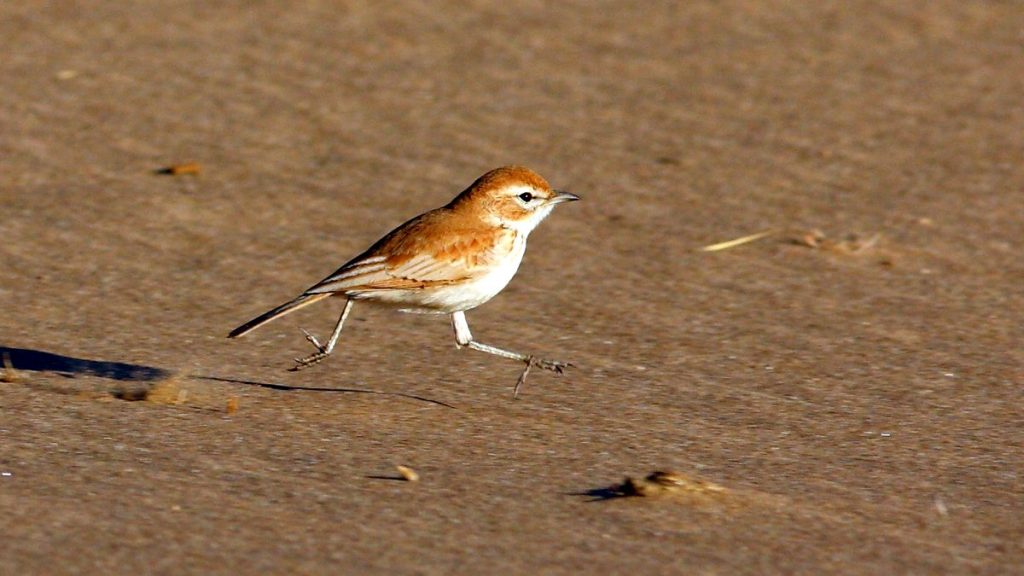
[518,192,534,202]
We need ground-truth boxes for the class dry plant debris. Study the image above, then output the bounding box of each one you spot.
[790,229,882,254]
[395,465,419,482]
[700,228,885,257]
[700,229,777,252]
[141,376,190,405]
[616,470,726,499]
[155,162,202,176]
[1,352,22,383]
[110,374,190,405]
[110,385,150,401]
[226,396,240,414]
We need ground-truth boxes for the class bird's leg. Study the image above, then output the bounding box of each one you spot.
[450,311,570,398]
[292,299,354,371]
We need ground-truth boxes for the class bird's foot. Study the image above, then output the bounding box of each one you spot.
[530,356,572,374]
[290,329,330,371]
[513,355,572,399]
[291,351,329,371]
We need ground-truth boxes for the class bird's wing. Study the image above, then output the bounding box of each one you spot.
[306,253,473,294]
[304,212,508,295]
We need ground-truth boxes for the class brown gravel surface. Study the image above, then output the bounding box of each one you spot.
[2,2,1022,574]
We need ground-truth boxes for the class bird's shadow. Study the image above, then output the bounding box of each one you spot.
[365,475,410,482]
[568,486,630,502]
[1,345,455,408]
[0,346,171,382]
[196,375,456,409]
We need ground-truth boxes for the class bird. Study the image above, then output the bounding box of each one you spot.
[228,165,580,396]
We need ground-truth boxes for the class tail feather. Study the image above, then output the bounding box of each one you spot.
[227,293,332,339]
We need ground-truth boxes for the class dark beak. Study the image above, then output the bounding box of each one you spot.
[549,190,580,204]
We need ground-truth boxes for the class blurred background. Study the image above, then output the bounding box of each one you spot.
[2,1,1021,574]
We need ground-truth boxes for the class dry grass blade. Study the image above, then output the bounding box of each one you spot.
[700,229,777,252]
[396,465,419,482]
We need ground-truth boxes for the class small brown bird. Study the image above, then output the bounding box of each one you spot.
[228,166,579,395]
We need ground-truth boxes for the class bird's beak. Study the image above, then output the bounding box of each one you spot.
[549,190,580,204]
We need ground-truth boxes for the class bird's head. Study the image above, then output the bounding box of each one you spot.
[452,165,579,234]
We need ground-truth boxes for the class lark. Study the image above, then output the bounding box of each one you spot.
[228,166,579,396]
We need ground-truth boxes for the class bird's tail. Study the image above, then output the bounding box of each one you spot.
[227,293,333,339]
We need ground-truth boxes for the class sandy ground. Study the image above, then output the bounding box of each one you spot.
[2,1,1022,574]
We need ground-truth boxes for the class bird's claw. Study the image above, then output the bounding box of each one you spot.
[291,351,328,371]
[512,355,572,399]
[531,357,572,374]
[290,328,329,371]
[301,328,324,351]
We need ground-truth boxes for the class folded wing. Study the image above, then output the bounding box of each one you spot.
[304,210,503,296]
